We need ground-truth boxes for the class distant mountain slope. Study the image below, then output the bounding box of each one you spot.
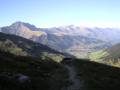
[90,43,120,67]
[2,21,120,58]
[42,33,110,58]
[0,32,67,62]
[41,25,120,44]
[102,44,120,61]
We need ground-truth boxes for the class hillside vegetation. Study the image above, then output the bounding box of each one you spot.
[62,59,120,90]
[90,44,120,67]
[0,32,66,62]
[0,50,69,90]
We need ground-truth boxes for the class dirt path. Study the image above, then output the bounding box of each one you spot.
[63,65,82,90]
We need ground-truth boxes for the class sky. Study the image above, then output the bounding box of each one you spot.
[0,0,120,28]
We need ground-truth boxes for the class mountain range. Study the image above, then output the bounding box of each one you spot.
[1,21,120,58]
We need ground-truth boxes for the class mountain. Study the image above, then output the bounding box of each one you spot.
[41,25,120,44]
[2,22,120,58]
[1,22,46,41]
[0,32,68,62]
[105,44,120,60]
[90,43,120,67]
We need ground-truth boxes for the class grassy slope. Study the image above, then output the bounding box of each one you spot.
[0,50,69,90]
[89,50,108,61]
[89,44,120,67]
[105,44,120,60]
[72,59,120,90]
[1,50,120,90]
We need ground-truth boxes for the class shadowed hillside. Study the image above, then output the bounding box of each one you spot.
[0,50,69,90]
[61,58,120,90]
[0,49,120,90]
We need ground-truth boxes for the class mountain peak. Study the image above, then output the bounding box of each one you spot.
[11,21,25,26]
[1,21,46,38]
[11,21,38,31]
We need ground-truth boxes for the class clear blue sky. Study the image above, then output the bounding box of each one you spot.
[0,0,120,27]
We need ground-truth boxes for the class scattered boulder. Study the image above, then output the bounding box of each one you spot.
[0,72,31,85]
[14,73,31,83]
